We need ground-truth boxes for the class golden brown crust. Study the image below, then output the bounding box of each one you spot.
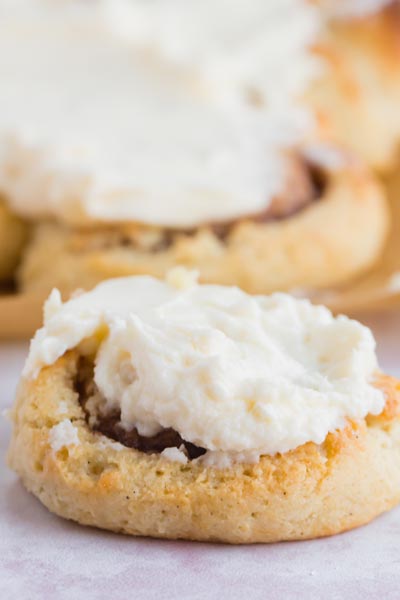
[310,6,400,171]
[0,200,28,282]
[8,351,400,543]
[17,160,388,296]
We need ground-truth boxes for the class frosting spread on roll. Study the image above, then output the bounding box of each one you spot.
[25,269,384,462]
[103,0,320,112]
[0,0,319,228]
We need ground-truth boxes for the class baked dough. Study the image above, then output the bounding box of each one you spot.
[0,199,28,282]
[8,350,400,543]
[17,156,389,296]
[310,4,400,171]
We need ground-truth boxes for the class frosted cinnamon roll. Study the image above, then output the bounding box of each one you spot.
[17,146,388,295]
[8,271,400,542]
[0,1,389,293]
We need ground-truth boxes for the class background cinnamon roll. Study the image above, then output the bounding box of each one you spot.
[17,147,388,296]
[311,1,400,171]
[0,200,27,283]
[0,1,390,296]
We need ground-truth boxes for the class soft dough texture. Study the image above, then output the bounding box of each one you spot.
[17,158,388,296]
[8,351,400,543]
[310,4,400,171]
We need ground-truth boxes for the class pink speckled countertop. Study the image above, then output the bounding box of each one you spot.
[2,311,400,600]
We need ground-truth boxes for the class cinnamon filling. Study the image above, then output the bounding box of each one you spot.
[210,154,324,239]
[75,357,206,460]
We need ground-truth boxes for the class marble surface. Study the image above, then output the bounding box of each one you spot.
[1,311,400,599]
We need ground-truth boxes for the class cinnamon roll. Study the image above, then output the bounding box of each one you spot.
[0,1,389,294]
[17,147,388,296]
[9,272,400,542]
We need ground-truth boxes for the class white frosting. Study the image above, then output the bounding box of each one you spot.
[0,0,318,228]
[103,0,319,111]
[161,447,188,465]
[25,270,384,463]
[49,419,80,452]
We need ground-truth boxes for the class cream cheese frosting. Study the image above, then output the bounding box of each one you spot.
[0,0,319,228]
[49,419,80,452]
[102,0,320,112]
[25,269,385,462]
